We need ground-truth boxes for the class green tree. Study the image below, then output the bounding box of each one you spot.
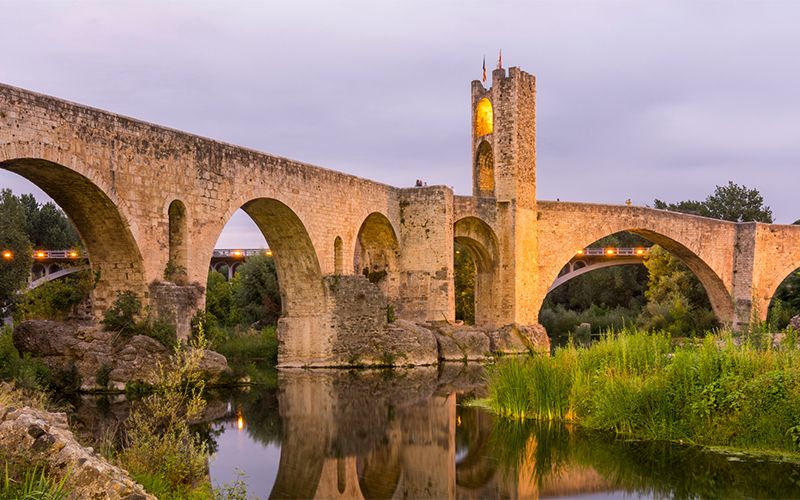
[0,189,33,310]
[205,270,239,327]
[655,181,773,223]
[20,193,81,249]
[232,255,281,327]
[454,241,476,324]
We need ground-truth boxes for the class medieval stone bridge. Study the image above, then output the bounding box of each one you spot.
[2,65,798,366]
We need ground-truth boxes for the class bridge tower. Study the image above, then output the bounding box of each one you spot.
[470,67,541,329]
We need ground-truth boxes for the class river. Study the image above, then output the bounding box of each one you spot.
[189,364,800,499]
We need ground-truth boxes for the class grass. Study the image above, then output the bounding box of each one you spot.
[211,326,278,364]
[485,327,800,455]
[0,461,70,499]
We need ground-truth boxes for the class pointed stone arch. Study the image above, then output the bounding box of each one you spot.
[454,216,500,328]
[354,212,401,303]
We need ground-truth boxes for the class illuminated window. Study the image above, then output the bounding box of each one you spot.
[475,98,493,136]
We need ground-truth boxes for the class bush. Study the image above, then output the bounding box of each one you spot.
[101,291,141,336]
[14,270,96,322]
[101,291,177,349]
[118,335,210,495]
[0,326,50,391]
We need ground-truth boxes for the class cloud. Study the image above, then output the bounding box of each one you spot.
[1,0,798,245]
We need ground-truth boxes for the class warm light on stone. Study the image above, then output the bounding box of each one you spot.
[475,98,493,136]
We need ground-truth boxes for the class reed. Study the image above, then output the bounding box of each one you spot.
[487,328,800,454]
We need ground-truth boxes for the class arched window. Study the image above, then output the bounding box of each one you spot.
[475,98,493,136]
[334,236,343,275]
[475,141,494,196]
[168,200,188,278]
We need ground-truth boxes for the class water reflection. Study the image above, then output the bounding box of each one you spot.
[206,365,800,499]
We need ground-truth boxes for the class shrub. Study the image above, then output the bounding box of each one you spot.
[0,326,50,391]
[101,291,141,336]
[14,270,96,322]
[95,364,112,390]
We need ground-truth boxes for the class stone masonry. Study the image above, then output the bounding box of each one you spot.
[1,66,799,365]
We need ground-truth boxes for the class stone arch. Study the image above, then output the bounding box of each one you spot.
[167,199,189,277]
[763,261,800,324]
[475,141,494,197]
[540,228,734,326]
[210,198,326,364]
[334,236,343,275]
[354,212,400,303]
[454,217,500,328]
[0,158,145,311]
[237,198,324,317]
[475,97,493,137]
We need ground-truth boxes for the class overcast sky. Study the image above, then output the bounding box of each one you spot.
[1,1,799,247]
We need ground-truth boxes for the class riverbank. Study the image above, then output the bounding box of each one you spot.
[484,329,800,456]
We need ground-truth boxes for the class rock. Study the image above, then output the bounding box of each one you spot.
[196,349,229,382]
[381,319,439,366]
[426,323,492,361]
[13,321,229,391]
[0,402,154,499]
[109,335,170,389]
[488,323,550,355]
[791,315,800,332]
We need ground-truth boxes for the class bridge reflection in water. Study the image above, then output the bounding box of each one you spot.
[210,366,557,499]
[207,367,800,499]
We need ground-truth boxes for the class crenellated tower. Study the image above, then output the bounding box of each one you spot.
[469,66,542,329]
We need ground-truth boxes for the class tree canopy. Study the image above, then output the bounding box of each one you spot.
[655,181,773,223]
[0,190,33,309]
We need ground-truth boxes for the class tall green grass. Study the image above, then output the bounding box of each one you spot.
[486,328,800,454]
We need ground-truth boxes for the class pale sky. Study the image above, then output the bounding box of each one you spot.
[1,1,799,247]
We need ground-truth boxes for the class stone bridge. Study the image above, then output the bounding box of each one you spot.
[2,65,799,366]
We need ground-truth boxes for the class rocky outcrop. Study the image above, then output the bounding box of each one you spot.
[0,403,153,499]
[791,315,800,333]
[13,320,229,391]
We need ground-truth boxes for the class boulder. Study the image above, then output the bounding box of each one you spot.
[108,335,170,389]
[380,319,439,366]
[13,320,229,391]
[488,323,550,355]
[0,400,153,499]
[791,315,800,332]
[426,323,492,361]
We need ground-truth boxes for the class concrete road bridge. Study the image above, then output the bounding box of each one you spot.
[2,65,798,366]
[24,248,273,287]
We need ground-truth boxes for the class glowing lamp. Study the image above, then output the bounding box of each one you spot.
[69,251,79,258]
[1,250,12,260]
[576,249,584,255]
[35,251,46,259]
[232,250,243,258]
[265,250,273,256]
[636,248,645,256]
[605,248,615,256]
[237,416,244,430]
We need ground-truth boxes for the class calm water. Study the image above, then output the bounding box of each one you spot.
[198,365,800,499]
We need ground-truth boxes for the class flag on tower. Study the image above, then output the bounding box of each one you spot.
[482,56,486,82]
[497,49,503,69]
